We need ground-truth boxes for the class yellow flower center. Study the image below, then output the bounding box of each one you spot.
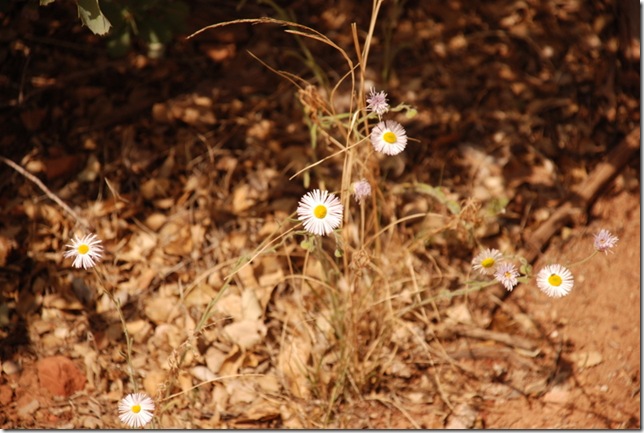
[481,257,495,268]
[132,404,141,414]
[383,131,397,144]
[548,274,562,287]
[77,244,90,255]
[313,205,327,219]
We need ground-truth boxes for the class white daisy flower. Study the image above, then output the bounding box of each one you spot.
[370,120,408,156]
[63,233,104,269]
[593,229,619,254]
[352,178,372,204]
[366,88,389,117]
[118,392,155,428]
[297,189,343,236]
[494,262,519,291]
[536,264,574,298]
[472,248,504,275]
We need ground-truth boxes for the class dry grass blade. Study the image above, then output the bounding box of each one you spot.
[188,17,353,76]
[439,325,537,352]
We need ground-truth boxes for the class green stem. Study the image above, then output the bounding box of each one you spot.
[397,279,498,318]
[93,267,138,392]
[566,250,599,268]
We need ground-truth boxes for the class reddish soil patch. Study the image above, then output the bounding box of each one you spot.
[484,190,640,428]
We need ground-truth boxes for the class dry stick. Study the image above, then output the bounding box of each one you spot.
[435,324,538,352]
[490,127,640,308]
[0,155,90,229]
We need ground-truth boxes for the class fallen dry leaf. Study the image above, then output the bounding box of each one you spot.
[223,319,267,350]
[277,333,312,399]
[143,369,167,397]
[241,287,263,321]
[144,296,181,325]
[190,365,217,383]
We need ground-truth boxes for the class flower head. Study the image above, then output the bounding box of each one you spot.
[370,120,408,156]
[352,179,372,204]
[366,88,389,117]
[297,189,343,236]
[63,233,103,269]
[593,229,619,254]
[472,248,504,275]
[118,392,155,428]
[536,264,574,298]
[494,262,519,291]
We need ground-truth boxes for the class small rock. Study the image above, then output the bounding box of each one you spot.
[445,403,478,429]
[2,360,20,375]
[407,391,427,403]
[543,385,570,404]
[37,356,86,397]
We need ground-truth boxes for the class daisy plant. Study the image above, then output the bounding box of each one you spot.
[494,262,520,292]
[370,120,408,156]
[593,229,619,254]
[536,264,574,298]
[471,248,504,276]
[118,392,155,428]
[366,87,390,118]
[352,178,372,204]
[64,233,104,269]
[471,227,620,299]
[63,232,141,417]
[297,189,343,236]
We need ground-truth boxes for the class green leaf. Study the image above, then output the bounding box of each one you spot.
[77,0,111,35]
[414,183,461,215]
[300,238,315,252]
[405,108,418,119]
[519,258,532,277]
[486,196,510,216]
[40,0,56,5]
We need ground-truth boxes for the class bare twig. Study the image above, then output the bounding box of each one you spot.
[436,324,537,352]
[0,155,90,229]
